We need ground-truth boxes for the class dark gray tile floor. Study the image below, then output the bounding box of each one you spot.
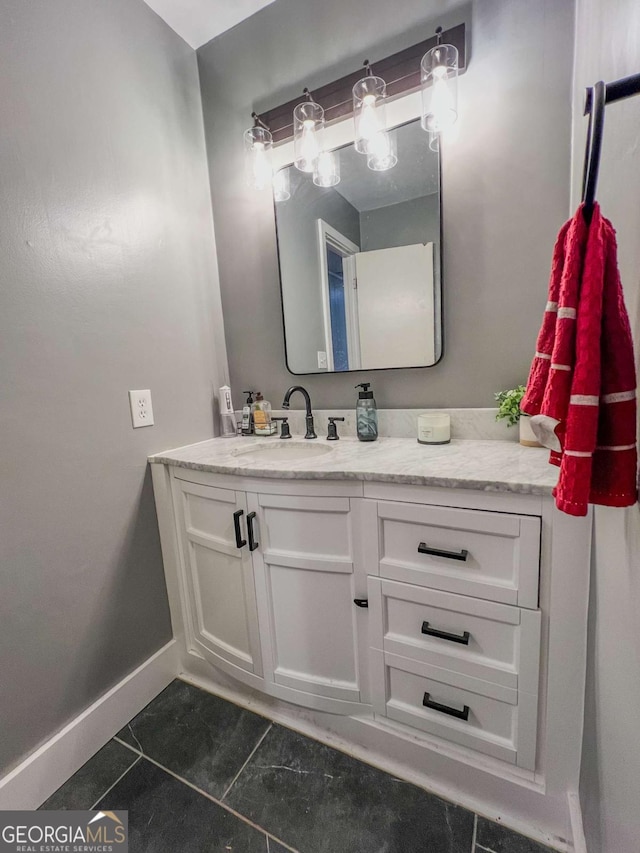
[40,679,558,853]
[98,759,269,853]
[116,678,271,800]
[224,723,473,853]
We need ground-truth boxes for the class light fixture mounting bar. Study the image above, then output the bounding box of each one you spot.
[257,23,466,144]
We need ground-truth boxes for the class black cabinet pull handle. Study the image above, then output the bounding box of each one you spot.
[233,510,247,549]
[353,598,369,608]
[247,511,259,551]
[418,543,469,561]
[422,692,470,721]
[421,622,470,645]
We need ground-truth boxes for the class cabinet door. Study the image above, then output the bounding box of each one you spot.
[172,477,262,678]
[249,493,367,709]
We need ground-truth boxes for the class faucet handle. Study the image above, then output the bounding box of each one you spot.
[272,417,292,439]
[327,417,345,441]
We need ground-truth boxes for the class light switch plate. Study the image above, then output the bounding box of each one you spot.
[129,389,154,428]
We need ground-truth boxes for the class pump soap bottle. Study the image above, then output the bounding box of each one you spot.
[241,391,255,435]
[355,382,378,442]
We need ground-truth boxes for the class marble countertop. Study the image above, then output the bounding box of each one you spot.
[150,436,558,496]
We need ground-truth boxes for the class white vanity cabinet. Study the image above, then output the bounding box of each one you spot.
[167,469,370,715]
[151,440,592,848]
[160,465,546,763]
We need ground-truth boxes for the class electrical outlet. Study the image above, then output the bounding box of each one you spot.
[129,389,154,428]
[317,351,328,369]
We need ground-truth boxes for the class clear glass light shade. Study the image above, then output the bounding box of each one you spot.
[244,125,273,190]
[352,75,387,154]
[273,168,291,202]
[366,130,397,171]
[293,100,324,172]
[421,43,458,133]
[313,150,340,187]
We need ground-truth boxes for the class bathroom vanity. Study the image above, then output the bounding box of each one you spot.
[151,435,591,849]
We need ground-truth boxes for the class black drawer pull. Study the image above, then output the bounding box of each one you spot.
[233,510,246,549]
[418,543,469,561]
[353,598,369,608]
[422,692,470,721]
[247,511,259,552]
[421,622,470,645]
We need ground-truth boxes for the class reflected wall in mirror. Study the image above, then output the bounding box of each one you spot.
[275,118,441,374]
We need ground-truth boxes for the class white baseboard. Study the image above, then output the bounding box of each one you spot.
[568,791,588,853]
[0,640,178,810]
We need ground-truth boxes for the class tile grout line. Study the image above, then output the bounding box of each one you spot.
[221,722,273,802]
[110,736,299,853]
[139,751,300,853]
[89,755,142,811]
[470,813,478,852]
[113,736,141,755]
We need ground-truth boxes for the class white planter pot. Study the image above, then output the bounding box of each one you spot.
[519,415,541,447]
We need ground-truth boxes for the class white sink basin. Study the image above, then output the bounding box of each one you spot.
[232,442,334,463]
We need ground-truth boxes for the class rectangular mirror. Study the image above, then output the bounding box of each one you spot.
[274,118,442,374]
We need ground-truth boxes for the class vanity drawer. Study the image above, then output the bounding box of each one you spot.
[371,650,538,770]
[368,579,541,691]
[375,501,541,607]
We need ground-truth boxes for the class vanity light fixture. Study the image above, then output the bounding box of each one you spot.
[245,24,467,191]
[366,129,397,171]
[256,25,466,144]
[294,89,325,172]
[243,113,274,191]
[421,27,459,137]
[352,60,396,172]
[273,168,291,201]
[313,150,340,187]
[352,61,388,155]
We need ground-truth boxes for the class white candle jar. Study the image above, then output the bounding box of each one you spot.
[417,411,451,445]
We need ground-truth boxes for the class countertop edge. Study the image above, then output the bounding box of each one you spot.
[148,453,555,497]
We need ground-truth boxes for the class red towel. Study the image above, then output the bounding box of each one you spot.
[521,203,638,516]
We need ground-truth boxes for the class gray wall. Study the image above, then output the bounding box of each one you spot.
[359,194,439,251]
[573,2,640,851]
[0,0,223,774]
[277,176,360,373]
[197,0,574,409]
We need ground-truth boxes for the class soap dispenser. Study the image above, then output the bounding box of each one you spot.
[252,393,276,436]
[241,391,255,435]
[355,383,378,442]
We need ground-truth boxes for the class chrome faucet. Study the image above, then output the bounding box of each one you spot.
[281,385,317,439]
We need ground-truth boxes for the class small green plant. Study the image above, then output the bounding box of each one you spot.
[495,385,526,427]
